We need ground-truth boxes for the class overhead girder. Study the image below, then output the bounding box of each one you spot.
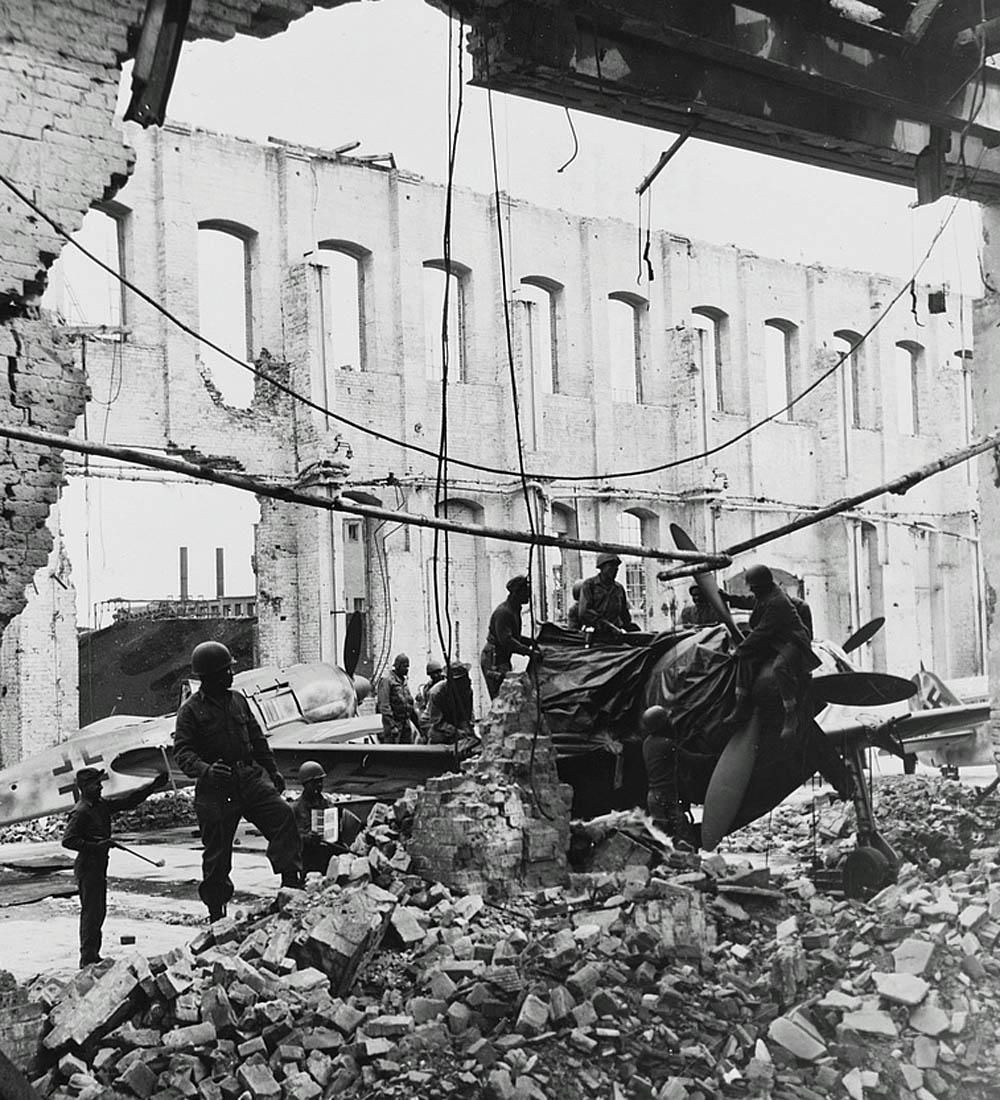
[440,0,1000,201]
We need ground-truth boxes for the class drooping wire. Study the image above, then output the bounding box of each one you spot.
[1,46,988,488]
[430,10,466,671]
[556,107,579,174]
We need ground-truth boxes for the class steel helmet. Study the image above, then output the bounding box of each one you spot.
[298,760,326,783]
[191,641,235,678]
[426,657,445,676]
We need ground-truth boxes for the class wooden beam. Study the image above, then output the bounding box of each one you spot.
[903,0,947,44]
[465,0,1000,200]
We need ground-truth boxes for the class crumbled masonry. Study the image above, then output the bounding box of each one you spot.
[1,772,998,1100]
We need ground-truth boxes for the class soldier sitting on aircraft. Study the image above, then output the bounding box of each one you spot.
[62,766,168,968]
[722,564,820,740]
[422,661,475,747]
[290,761,363,878]
[173,641,303,922]
[579,554,641,641]
[680,585,721,627]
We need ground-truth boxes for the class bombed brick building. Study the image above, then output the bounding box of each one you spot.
[10,118,982,758]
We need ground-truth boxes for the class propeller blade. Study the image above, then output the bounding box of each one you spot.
[701,710,762,851]
[670,523,742,643]
[842,616,885,654]
[343,611,363,679]
[813,671,916,706]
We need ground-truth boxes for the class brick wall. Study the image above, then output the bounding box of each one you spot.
[0,1,365,760]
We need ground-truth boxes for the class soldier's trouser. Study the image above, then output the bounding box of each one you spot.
[75,856,108,967]
[194,769,301,916]
[480,646,511,700]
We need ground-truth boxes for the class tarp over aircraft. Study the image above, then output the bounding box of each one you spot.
[535,624,850,833]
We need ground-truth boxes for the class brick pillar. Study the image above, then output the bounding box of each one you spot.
[407,674,573,897]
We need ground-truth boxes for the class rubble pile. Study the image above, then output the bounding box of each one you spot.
[0,791,195,846]
[15,784,1000,1100]
[721,775,1000,876]
[407,677,572,897]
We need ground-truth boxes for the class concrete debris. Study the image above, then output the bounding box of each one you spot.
[3,773,998,1099]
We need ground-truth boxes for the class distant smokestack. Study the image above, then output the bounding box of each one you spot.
[179,547,189,600]
[216,547,225,599]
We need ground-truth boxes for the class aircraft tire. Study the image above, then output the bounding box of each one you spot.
[842,846,893,901]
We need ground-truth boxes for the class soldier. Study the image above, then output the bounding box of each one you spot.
[578,553,640,639]
[481,575,535,700]
[415,657,446,712]
[640,706,697,850]
[62,767,168,968]
[722,565,820,739]
[290,760,363,877]
[680,585,720,627]
[376,653,419,743]
[173,640,302,922]
[423,661,475,746]
[566,579,584,630]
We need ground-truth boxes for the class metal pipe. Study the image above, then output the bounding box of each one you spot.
[0,422,727,567]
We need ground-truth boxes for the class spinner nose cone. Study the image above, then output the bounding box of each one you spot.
[352,675,372,707]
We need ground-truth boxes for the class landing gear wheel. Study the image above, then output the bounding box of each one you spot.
[842,846,892,900]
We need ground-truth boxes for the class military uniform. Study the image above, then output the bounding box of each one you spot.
[173,688,301,919]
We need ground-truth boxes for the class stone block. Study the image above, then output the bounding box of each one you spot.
[515,994,549,1036]
[43,957,143,1051]
[163,1021,216,1050]
[236,1061,281,1099]
[872,971,929,1006]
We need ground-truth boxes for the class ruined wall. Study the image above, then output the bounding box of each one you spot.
[0,2,364,759]
[11,114,984,757]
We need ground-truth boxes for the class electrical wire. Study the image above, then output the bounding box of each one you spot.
[0,53,989,487]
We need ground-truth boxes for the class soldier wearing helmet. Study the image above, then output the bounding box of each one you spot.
[415,657,446,715]
[722,565,819,740]
[289,760,362,877]
[173,641,302,921]
[422,661,475,746]
[639,706,696,850]
[578,553,640,640]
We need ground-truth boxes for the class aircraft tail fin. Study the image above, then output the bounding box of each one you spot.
[910,667,962,711]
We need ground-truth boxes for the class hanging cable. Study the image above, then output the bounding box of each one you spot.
[1,45,988,487]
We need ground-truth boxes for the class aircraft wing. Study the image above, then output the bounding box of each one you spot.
[824,702,990,750]
[110,738,462,803]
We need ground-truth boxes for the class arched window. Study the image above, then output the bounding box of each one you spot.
[197,220,256,407]
[315,239,371,374]
[430,498,484,662]
[691,306,729,413]
[424,260,470,383]
[42,204,128,326]
[617,509,657,629]
[518,277,563,395]
[608,292,649,404]
[833,329,865,430]
[895,340,924,435]
[763,318,798,422]
[550,502,580,623]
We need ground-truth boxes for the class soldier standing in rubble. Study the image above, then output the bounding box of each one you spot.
[377,653,420,743]
[481,574,535,699]
[639,707,697,850]
[62,766,168,968]
[722,565,820,739]
[423,660,475,746]
[173,641,303,922]
[579,553,641,639]
[415,656,446,711]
